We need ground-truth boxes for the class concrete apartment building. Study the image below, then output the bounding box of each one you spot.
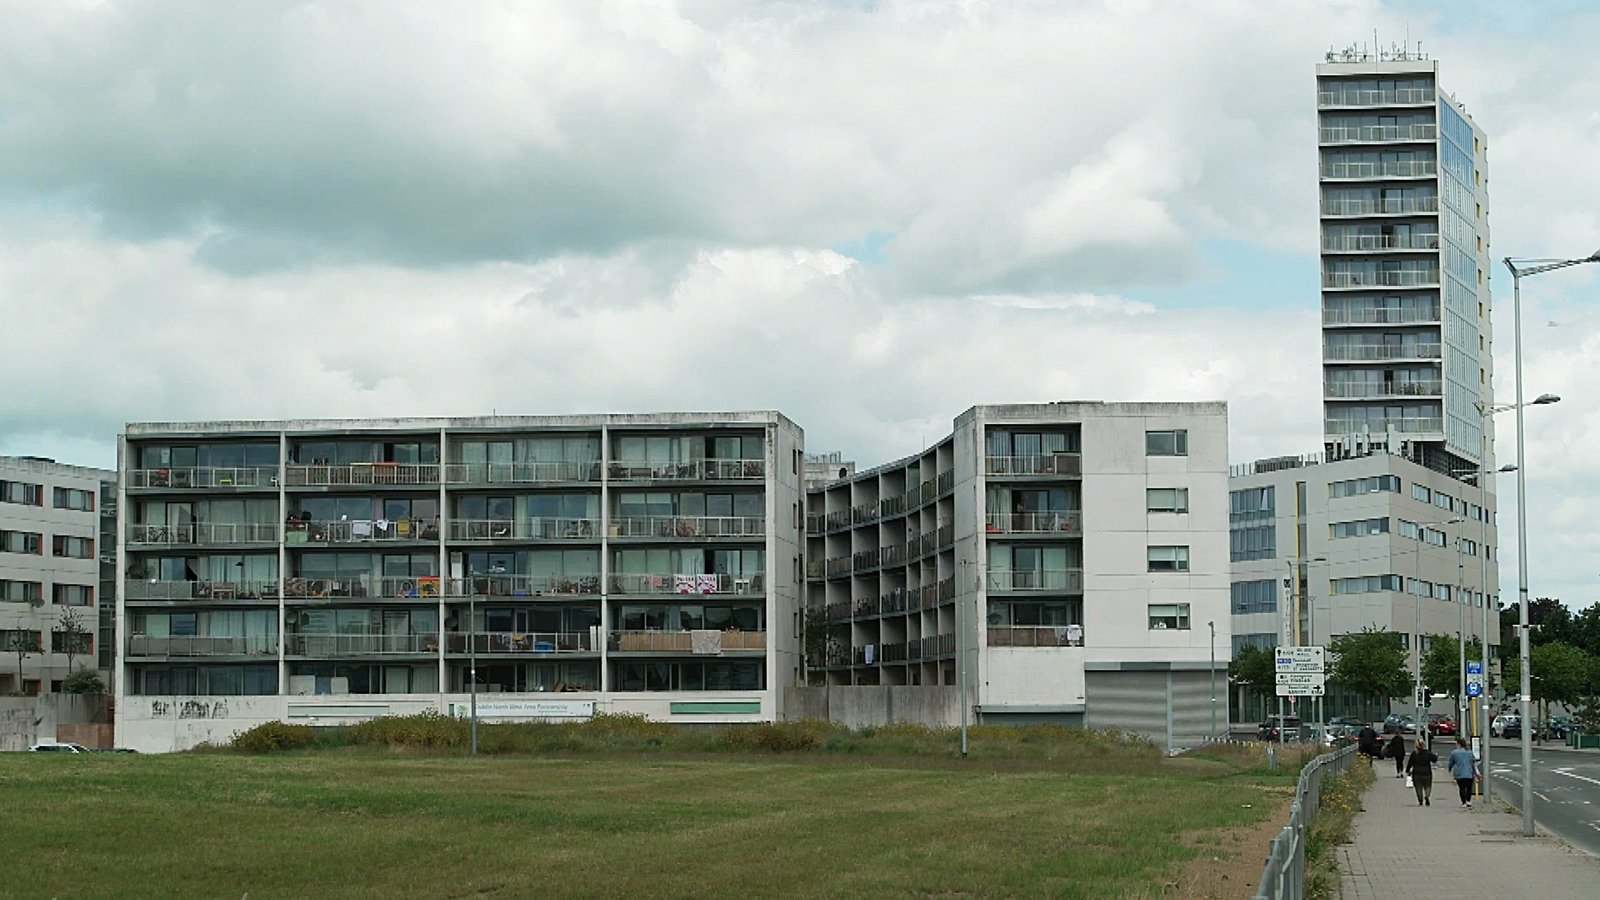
[1224,50,1500,724]
[804,402,1230,750]
[0,455,115,694]
[115,413,804,751]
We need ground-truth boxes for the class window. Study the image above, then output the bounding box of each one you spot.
[52,487,94,512]
[1147,488,1189,513]
[0,480,43,506]
[53,585,93,607]
[1458,537,1478,556]
[1,580,43,603]
[0,530,43,555]
[1411,483,1431,502]
[0,629,42,652]
[1148,603,1191,630]
[1232,632,1275,653]
[51,631,92,654]
[1145,430,1188,456]
[1329,475,1401,498]
[1330,517,1388,539]
[52,535,94,559]
[1433,490,1454,511]
[1147,545,1190,572]
[1331,574,1403,595]
[1229,486,1275,561]
[1230,580,1277,615]
[1230,526,1275,562]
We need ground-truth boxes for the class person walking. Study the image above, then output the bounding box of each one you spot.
[1387,732,1406,778]
[1357,723,1381,764]
[1447,736,1477,808]
[1405,738,1437,806]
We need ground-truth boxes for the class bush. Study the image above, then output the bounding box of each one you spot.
[717,720,834,753]
[231,721,318,752]
[62,670,106,694]
[347,711,466,750]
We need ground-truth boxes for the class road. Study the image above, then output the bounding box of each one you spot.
[1484,740,1600,857]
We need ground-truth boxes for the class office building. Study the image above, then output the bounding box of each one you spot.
[0,455,115,694]
[115,413,804,751]
[804,402,1229,749]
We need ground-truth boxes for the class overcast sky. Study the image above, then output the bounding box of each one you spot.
[1,0,1596,609]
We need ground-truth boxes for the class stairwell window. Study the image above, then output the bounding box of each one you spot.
[1145,430,1188,456]
[1147,545,1190,572]
[1148,603,1191,630]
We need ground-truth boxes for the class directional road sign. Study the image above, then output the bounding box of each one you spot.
[1467,661,1484,675]
[1275,645,1325,673]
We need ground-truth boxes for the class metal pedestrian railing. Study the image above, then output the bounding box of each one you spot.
[1252,743,1358,900]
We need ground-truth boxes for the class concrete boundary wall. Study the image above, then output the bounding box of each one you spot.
[783,685,960,728]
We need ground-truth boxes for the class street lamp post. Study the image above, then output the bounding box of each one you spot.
[1208,620,1217,741]
[1504,250,1594,836]
[1456,457,1518,806]
[1414,517,1462,741]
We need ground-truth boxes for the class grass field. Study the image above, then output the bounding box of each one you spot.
[0,743,1308,899]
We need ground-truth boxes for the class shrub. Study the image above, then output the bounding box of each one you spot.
[346,711,466,750]
[231,721,318,752]
[718,720,833,753]
[62,670,107,694]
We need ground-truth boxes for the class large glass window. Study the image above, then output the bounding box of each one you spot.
[1230,580,1277,615]
[1145,430,1188,456]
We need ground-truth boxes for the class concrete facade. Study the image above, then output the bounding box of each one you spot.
[805,402,1230,749]
[0,455,115,695]
[115,413,805,752]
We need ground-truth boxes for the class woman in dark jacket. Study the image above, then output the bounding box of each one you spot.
[1387,732,1406,777]
[1405,738,1437,806]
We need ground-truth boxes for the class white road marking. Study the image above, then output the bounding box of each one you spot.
[1548,768,1600,789]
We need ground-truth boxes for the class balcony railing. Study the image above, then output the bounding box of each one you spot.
[608,573,762,595]
[441,461,601,484]
[1323,343,1441,361]
[285,519,439,544]
[1318,123,1437,143]
[606,459,765,482]
[1324,381,1443,399]
[1320,197,1439,216]
[287,633,439,655]
[283,463,441,487]
[1325,417,1444,435]
[125,580,279,601]
[1322,307,1439,325]
[283,575,449,600]
[445,631,594,654]
[126,635,279,656]
[606,516,765,539]
[128,523,280,545]
[986,569,1085,593]
[987,625,1085,648]
[1322,269,1439,289]
[1320,160,1438,179]
[447,518,601,541]
[984,511,1082,535]
[1321,233,1440,252]
[608,630,766,652]
[126,467,279,489]
[460,574,601,597]
[984,453,1081,477]
[1317,87,1435,107]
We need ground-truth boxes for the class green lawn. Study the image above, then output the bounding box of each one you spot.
[0,751,1287,899]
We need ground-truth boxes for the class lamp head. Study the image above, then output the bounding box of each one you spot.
[1532,393,1561,405]
[1498,464,1519,473]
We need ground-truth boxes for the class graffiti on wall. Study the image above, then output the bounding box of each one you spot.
[149,699,230,719]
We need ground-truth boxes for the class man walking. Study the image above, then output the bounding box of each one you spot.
[1446,737,1477,808]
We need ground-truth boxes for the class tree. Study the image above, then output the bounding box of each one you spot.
[62,669,106,694]
[1420,634,1486,701]
[4,630,40,694]
[1329,628,1412,716]
[55,608,90,674]
[1503,641,1597,735]
[802,606,830,671]
[1229,644,1275,692]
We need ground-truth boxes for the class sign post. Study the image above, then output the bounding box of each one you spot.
[1276,646,1326,744]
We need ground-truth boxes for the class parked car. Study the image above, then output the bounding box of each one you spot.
[1258,715,1303,741]
[1326,716,1367,729]
[1491,713,1513,738]
[1546,716,1579,740]
[1426,713,1458,736]
[28,742,90,753]
[1382,714,1417,735]
[1501,714,1525,739]
[1320,724,1357,747]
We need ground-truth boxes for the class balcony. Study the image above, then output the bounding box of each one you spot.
[285,518,439,545]
[127,635,279,657]
[1317,87,1435,107]
[283,575,449,600]
[1324,381,1443,399]
[125,580,278,601]
[984,453,1081,477]
[1318,123,1437,144]
[1320,233,1440,252]
[445,631,594,654]
[1323,343,1441,362]
[986,569,1085,593]
[1322,270,1439,289]
[1322,307,1439,326]
[607,630,766,652]
[126,467,279,490]
[1320,197,1439,217]
[1320,160,1438,180]
[608,573,762,595]
[984,511,1082,535]
[127,523,279,546]
[1325,417,1444,435]
[283,462,441,487]
[605,516,765,539]
[442,461,601,484]
[606,459,765,482]
[286,634,439,656]
[987,625,1085,648]
[460,574,601,597]
[447,518,601,541]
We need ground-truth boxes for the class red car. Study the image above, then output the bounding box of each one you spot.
[1426,714,1457,736]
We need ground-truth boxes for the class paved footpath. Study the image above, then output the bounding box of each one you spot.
[1339,759,1600,897]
